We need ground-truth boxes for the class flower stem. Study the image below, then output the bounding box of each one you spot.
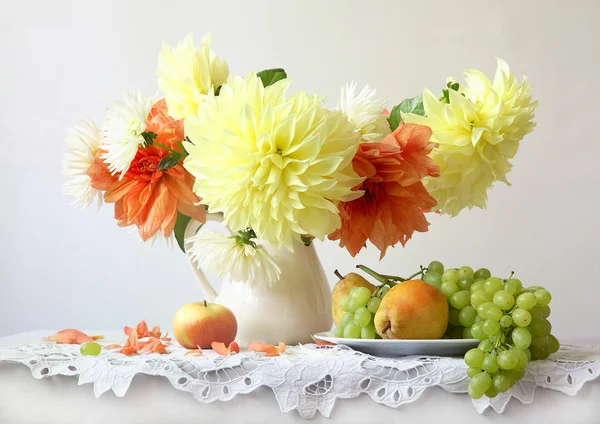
[151,141,183,156]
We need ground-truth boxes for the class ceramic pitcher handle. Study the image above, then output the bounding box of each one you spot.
[183,213,226,302]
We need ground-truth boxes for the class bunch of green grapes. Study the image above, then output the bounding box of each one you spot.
[423,261,560,399]
[334,286,388,339]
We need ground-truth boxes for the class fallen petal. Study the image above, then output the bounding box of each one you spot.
[103,344,123,350]
[45,329,97,345]
[277,342,286,354]
[211,342,230,355]
[184,347,203,356]
[228,341,240,354]
[248,341,276,353]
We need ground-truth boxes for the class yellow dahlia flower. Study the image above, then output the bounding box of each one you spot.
[183,72,364,248]
[403,59,537,216]
[157,34,229,120]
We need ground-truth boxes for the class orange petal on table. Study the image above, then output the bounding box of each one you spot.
[124,326,135,336]
[119,331,139,355]
[161,332,172,342]
[104,344,123,350]
[184,347,203,356]
[277,342,286,354]
[228,341,240,354]
[45,329,98,345]
[248,341,276,353]
[149,326,162,339]
[140,338,167,354]
[121,346,138,356]
[211,342,232,355]
[136,320,149,337]
[313,338,337,346]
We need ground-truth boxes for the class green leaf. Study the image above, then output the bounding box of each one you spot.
[301,235,313,247]
[387,95,425,131]
[141,131,157,145]
[158,154,180,171]
[257,68,287,87]
[174,212,193,253]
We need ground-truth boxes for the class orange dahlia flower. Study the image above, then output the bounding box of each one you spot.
[87,99,205,241]
[329,123,440,258]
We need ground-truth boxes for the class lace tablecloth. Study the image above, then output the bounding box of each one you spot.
[0,331,598,420]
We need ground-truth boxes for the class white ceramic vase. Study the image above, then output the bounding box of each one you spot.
[184,214,333,345]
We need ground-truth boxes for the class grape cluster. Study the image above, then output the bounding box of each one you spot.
[424,261,559,399]
[334,286,388,339]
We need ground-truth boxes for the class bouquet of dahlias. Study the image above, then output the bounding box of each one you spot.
[63,34,537,286]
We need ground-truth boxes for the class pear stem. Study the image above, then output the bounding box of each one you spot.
[204,300,207,307]
[382,321,392,334]
[334,270,344,280]
[356,265,390,285]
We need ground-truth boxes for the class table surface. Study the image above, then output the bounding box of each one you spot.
[1,331,599,424]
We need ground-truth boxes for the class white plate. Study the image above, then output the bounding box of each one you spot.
[313,332,479,357]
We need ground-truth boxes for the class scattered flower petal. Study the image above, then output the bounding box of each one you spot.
[184,347,203,356]
[45,330,103,345]
[211,341,239,356]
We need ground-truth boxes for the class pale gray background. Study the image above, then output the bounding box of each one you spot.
[1,0,598,340]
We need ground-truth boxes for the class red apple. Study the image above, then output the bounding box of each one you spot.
[173,301,237,349]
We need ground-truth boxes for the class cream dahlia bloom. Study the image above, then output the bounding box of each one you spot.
[100,92,156,179]
[183,72,364,248]
[338,82,390,142]
[62,119,102,209]
[403,59,537,216]
[157,34,229,120]
[187,228,281,288]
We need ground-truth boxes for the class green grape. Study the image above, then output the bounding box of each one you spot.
[449,308,461,327]
[459,306,477,328]
[497,350,518,370]
[531,344,550,360]
[470,280,485,293]
[467,367,482,378]
[478,339,493,352]
[516,293,537,310]
[513,348,528,371]
[548,334,560,353]
[340,312,355,329]
[504,278,523,295]
[80,342,101,357]
[361,325,377,339]
[423,272,442,289]
[458,276,474,291]
[500,315,513,328]
[534,289,552,307]
[470,372,492,395]
[378,285,390,298]
[442,268,460,284]
[485,386,498,398]
[486,305,503,322]
[441,281,459,299]
[493,290,515,311]
[531,334,548,349]
[339,296,351,312]
[506,368,525,383]
[351,287,372,307]
[538,305,551,318]
[353,307,372,328]
[450,291,471,310]
[483,319,501,336]
[428,260,445,275]
[512,309,532,327]
[470,322,486,340]
[334,325,345,338]
[367,297,381,313]
[343,322,361,338]
[529,308,544,320]
[524,348,532,361]
[530,317,551,336]
[465,348,485,368]
[463,328,473,339]
[458,266,475,280]
[511,327,532,349]
[484,277,504,294]
[468,382,485,400]
[477,302,494,319]
[347,299,362,312]
[474,268,492,280]
[482,353,499,373]
[493,373,512,393]
[471,290,492,307]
